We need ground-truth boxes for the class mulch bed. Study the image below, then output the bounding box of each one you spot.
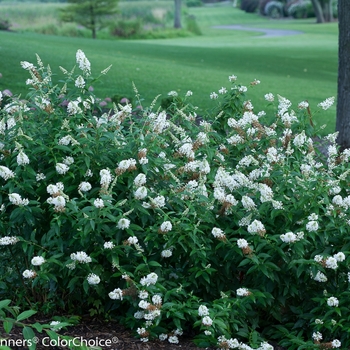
[0,317,214,350]
[0,317,287,350]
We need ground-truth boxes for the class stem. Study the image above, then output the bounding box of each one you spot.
[306,102,314,127]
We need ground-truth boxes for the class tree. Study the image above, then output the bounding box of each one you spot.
[174,0,182,29]
[336,0,350,149]
[310,0,334,23]
[60,0,118,39]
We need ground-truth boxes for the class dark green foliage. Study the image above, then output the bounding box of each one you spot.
[0,48,348,349]
[109,18,142,38]
[186,0,203,8]
[264,0,284,18]
[240,0,259,12]
[60,0,119,38]
[0,18,10,31]
[286,0,315,18]
[185,14,201,35]
[258,0,271,14]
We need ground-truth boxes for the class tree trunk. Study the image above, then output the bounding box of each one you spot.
[174,0,182,29]
[90,3,96,39]
[336,0,350,149]
[311,0,325,23]
[328,0,334,22]
[322,0,334,22]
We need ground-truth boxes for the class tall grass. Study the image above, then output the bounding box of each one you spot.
[0,2,64,30]
[0,3,338,133]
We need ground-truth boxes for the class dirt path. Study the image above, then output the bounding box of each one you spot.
[213,24,303,38]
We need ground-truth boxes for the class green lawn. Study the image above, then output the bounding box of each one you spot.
[0,2,338,133]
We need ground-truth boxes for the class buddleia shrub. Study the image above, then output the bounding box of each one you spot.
[0,51,349,350]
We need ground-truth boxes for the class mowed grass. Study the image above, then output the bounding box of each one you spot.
[0,2,338,132]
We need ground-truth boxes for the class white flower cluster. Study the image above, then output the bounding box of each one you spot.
[138,148,148,165]
[143,195,166,209]
[134,186,147,200]
[198,305,209,316]
[134,173,146,187]
[247,220,265,236]
[47,182,67,212]
[331,339,341,348]
[116,159,137,174]
[103,241,115,249]
[94,198,104,208]
[127,236,138,245]
[75,75,85,89]
[118,218,130,230]
[312,271,327,282]
[187,159,211,175]
[9,193,29,206]
[22,269,36,279]
[109,288,123,300]
[237,239,248,249]
[0,236,19,245]
[87,273,100,285]
[20,61,35,70]
[70,251,92,264]
[31,256,45,266]
[63,156,74,166]
[140,272,158,286]
[67,98,82,115]
[317,96,335,110]
[277,95,292,116]
[228,111,259,130]
[306,215,319,232]
[161,249,172,258]
[280,231,303,244]
[0,166,15,181]
[236,288,250,296]
[312,331,322,341]
[264,93,274,102]
[148,111,169,134]
[327,296,339,307]
[55,162,70,175]
[16,150,30,166]
[241,196,256,211]
[100,169,112,188]
[217,336,273,350]
[178,143,195,159]
[159,221,172,233]
[50,321,62,331]
[78,181,92,192]
[76,49,91,75]
[211,227,225,240]
[58,135,79,146]
[202,316,213,326]
[314,252,345,270]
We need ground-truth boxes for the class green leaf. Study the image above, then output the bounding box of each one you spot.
[0,345,12,350]
[214,318,228,331]
[45,329,59,341]
[238,258,251,267]
[31,322,43,333]
[17,310,37,321]
[3,320,13,334]
[0,300,11,309]
[22,326,36,350]
[135,263,147,272]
